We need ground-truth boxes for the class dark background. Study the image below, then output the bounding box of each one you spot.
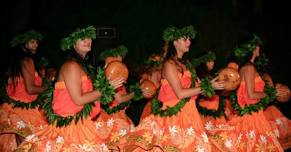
[1,0,290,119]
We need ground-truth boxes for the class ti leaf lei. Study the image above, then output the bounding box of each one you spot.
[228,83,276,116]
[199,78,215,98]
[196,95,226,118]
[101,101,132,115]
[92,67,115,105]
[151,63,197,117]
[129,82,144,101]
[151,96,188,117]
[101,82,144,115]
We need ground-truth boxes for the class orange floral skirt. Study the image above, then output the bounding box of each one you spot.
[209,110,283,152]
[264,105,291,150]
[17,117,110,152]
[118,99,213,152]
[0,103,47,151]
[94,110,134,150]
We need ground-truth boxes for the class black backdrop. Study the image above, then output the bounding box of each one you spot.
[1,0,290,119]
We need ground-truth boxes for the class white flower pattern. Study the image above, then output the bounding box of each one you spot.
[95,122,103,129]
[56,136,64,144]
[186,126,194,136]
[205,121,213,131]
[197,144,205,152]
[169,126,178,135]
[100,143,109,151]
[25,134,35,142]
[106,118,114,127]
[274,129,280,138]
[275,118,283,126]
[78,144,93,151]
[260,135,267,144]
[225,139,233,148]
[119,128,128,136]
[201,132,209,143]
[45,141,51,152]
[17,120,26,129]
[237,133,243,143]
[150,121,156,128]
[248,130,255,139]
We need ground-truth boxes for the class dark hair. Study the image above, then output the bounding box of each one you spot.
[4,45,37,87]
[234,34,262,67]
[196,62,208,77]
[235,50,254,67]
[163,40,189,65]
[254,53,270,74]
[65,49,96,80]
[163,41,176,61]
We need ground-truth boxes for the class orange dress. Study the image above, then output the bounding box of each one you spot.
[198,95,232,135]
[210,76,283,152]
[264,105,291,150]
[139,99,153,122]
[94,86,134,150]
[118,71,212,152]
[0,73,48,152]
[17,76,110,152]
[199,95,226,122]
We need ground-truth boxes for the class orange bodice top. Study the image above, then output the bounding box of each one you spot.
[158,70,197,105]
[6,72,42,103]
[237,76,265,107]
[52,76,100,117]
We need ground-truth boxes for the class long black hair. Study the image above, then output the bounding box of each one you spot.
[4,44,37,87]
[234,34,263,68]
[163,39,190,70]
[196,60,217,79]
[65,49,96,81]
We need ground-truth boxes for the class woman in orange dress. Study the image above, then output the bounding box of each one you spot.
[16,25,125,151]
[262,73,291,150]
[0,30,48,151]
[195,53,230,132]
[264,104,291,150]
[139,54,162,122]
[197,57,241,133]
[210,34,285,152]
[94,45,153,150]
[117,25,225,152]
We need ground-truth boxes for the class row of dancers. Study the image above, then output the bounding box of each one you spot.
[0,25,290,151]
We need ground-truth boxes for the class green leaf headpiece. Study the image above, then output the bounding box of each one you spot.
[10,30,43,47]
[234,34,263,58]
[192,51,216,67]
[99,45,128,60]
[163,25,197,42]
[60,25,96,51]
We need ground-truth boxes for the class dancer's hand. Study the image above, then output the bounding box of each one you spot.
[211,77,225,90]
[109,77,126,89]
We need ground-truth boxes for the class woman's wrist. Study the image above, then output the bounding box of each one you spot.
[197,87,203,94]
